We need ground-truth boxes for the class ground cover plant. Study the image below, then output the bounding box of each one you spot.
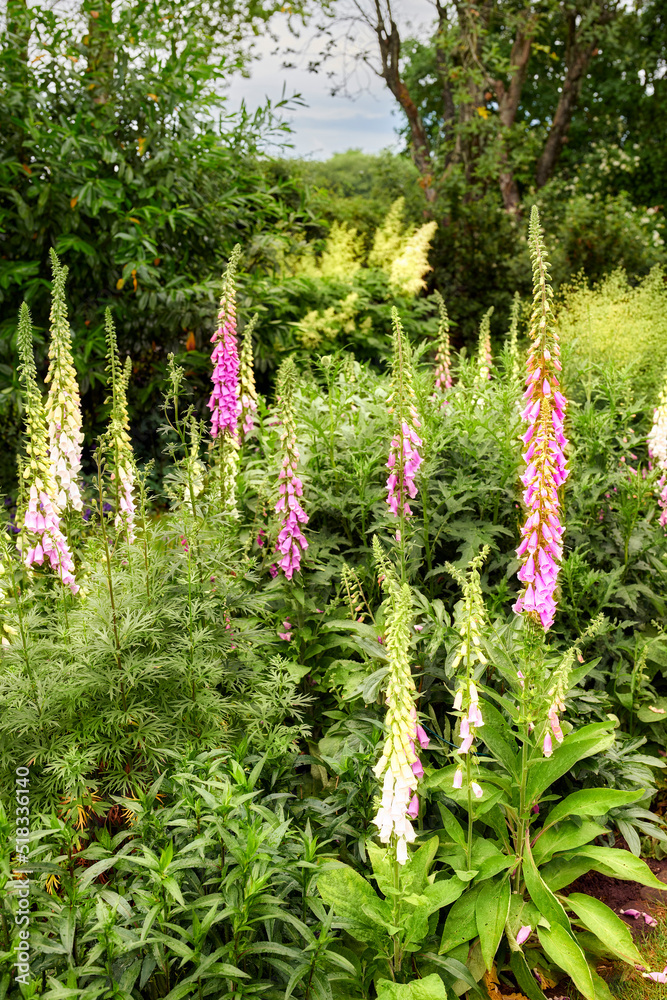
[1,209,667,1000]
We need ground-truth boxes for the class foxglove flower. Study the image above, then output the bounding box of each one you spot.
[648,375,667,527]
[386,309,422,518]
[513,207,569,631]
[433,291,452,401]
[44,251,84,511]
[371,550,429,865]
[208,247,243,514]
[274,357,308,580]
[239,314,259,441]
[208,246,242,441]
[16,303,78,593]
[103,311,136,543]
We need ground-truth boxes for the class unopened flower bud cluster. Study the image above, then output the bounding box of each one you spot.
[372,575,429,864]
[44,251,83,512]
[447,548,489,794]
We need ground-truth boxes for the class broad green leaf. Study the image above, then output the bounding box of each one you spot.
[376,973,449,999]
[406,836,440,895]
[566,893,643,967]
[636,698,667,723]
[367,843,394,897]
[574,847,667,889]
[544,788,643,829]
[317,865,392,950]
[439,883,481,954]
[422,877,467,916]
[540,855,597,892]
[474,855,517,883]
[532,820,608,865]
[537,924,594,1000]
[475,876,510,971]
[523,842,571,933]
[509,951,547,1000]
[526,723,615,803]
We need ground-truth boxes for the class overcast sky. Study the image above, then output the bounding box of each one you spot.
[224,1,436,161]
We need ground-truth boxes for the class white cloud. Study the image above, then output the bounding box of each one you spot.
[224,0,436,160]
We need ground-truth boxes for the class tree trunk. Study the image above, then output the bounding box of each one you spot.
[493,16,536,213]
[374,4,436,203]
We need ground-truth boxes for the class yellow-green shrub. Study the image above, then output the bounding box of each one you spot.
[557,267,667,393]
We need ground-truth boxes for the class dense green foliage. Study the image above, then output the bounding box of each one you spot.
[1,235,667,996]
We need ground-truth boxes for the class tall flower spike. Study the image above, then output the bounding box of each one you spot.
[433,290,452,402]
[371,539,429,865]
[16,303,78,593]
[239,314,259,441]
[513,207,569,631]
[446,548,489,789]
[648,372,667,527]
[44,250,84,511]
[386,309,422,520]
[208,246,242,515]
[208,245,242,441]
[274,357,308,580]
[104,311,136,543]
[476,307,494,382]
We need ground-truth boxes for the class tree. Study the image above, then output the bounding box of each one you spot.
[331,0,623,212]
[0,0,314,485]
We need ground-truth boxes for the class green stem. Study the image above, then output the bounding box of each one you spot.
[97,458,126,712]
[466,754,474,869]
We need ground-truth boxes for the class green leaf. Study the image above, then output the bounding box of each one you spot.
[537,924,594,1000]
[317,864,392,950]
[405,835,440,895]
[439,883,481,954]
[532,820,608,865]
[526,723,615,804]
[422,877,467,916]
[509,951,547,1000]
[474,855,517,883]
[421,954,485,997]
[438,805,465,846]
[544,788,643,829]
[574,846,667,889]
[376,973,450,999]
[523,842,571,933]
[540,855,598,892]
[566,893,643,967]
[478,700,520,778]
[636,698,667,723]
[475,876,510,971]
